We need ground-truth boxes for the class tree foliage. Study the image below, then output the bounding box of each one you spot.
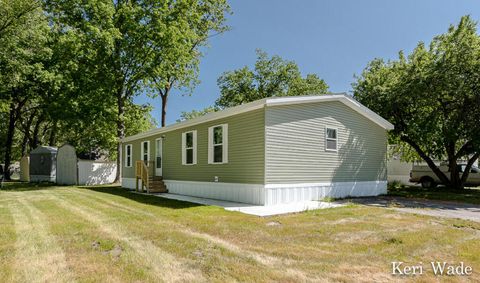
[44,0,230,180]
[0,0,155,179]
[177,106,218,122]
[215,49,329,108]
[353,16,480,189]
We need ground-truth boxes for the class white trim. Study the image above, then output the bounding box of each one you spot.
[124,144,132,168]
[121,93,394,142]
[141,140,150,164]
[182,130,197,165]
[325,126,338,152]
[208,124,228,164]
[122,99,266,142]
[265,95,394,130]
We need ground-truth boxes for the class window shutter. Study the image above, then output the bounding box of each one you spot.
[223,124,228,163]
[193,130,197,165]
[207,126,213,164]
[181,133,186,165]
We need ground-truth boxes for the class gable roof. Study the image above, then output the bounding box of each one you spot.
[122,93,394,142]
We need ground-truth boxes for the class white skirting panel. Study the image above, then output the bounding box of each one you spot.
[164,180,265,205]
[264,181,387,205]
[121,177,140,190]
[122,178,386,206]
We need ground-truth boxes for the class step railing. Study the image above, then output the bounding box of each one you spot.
[135,160,150,193]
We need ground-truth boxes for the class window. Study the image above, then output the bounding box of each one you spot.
[125,144,132,167]
[208,124,228,164]
[325,127,338,151]
[182,130,197,165]
[141,141,150,165]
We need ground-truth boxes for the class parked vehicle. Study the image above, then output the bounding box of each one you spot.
[410,164,480,188]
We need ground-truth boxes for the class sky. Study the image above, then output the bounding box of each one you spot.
[134,0,480,126]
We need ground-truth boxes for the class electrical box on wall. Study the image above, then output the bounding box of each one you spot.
[214,176,219,182]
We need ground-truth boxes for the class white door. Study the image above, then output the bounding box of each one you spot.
[155,138,162,176]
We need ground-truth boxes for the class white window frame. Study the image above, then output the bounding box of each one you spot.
[325,126,338,152]
[208,124,228,164]
[125,144,132,168]
[141,140,150,164]
[182,130,197,165]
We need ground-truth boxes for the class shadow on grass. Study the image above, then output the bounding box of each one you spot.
[78,185,203,210]
[388,184,480,205]
[0,181,56,191]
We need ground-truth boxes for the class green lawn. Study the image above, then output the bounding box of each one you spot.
[1,183,480,282]
[388,183,480,205]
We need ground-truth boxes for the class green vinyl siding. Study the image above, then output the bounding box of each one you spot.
[122,108,265,184]
[265,101,388,184]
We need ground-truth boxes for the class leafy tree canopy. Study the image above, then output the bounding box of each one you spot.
[353,15,480,189]
[215,49,329,108]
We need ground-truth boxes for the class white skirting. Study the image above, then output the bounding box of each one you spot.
[122,178,386,206]
[121,178,140,190]
[264,181,387,205]
[164,180,265,205]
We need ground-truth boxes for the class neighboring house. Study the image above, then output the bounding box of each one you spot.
[121,94,394,205]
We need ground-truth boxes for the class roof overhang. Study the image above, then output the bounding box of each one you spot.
[121,93,393,143]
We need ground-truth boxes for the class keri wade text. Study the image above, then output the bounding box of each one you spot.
[392,262,473,276]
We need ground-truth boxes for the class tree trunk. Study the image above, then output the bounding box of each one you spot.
[114,87,125,183]
[400,135,451,185]
[460,153,480,185]
[161,92,168,127]
[48,122,57,146]
[30,114,45,149]
[20,109,36,156]
[4,102,17,180]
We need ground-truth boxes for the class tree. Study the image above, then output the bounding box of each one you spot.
[215,49,329,108]
[353,16,480,190]
[0,0,52,179]
[144,0,230,127]
[45,0,230,181]
[177,106,218,122]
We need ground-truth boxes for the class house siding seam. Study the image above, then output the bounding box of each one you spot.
[265,101,388,184]
[122,108,265,184]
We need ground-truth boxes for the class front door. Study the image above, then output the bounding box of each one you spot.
[155,138,162,176]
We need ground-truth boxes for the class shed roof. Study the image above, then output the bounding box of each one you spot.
[30,146,58,155]
[122,93,394,142]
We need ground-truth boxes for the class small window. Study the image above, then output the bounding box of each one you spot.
[141,141,150,165]
[182,130,197,165]
[125,144,132,167]
[325,127,338,151]
[208,124,228,164]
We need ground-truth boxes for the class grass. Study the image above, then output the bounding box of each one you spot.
[388,181,480,205]
[0,182,479,282]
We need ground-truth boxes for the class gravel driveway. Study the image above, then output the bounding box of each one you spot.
[345,196,480,223]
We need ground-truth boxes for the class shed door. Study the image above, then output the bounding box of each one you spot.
[155,138,162,176]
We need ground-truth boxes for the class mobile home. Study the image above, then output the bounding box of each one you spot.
[121,94,394,205]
